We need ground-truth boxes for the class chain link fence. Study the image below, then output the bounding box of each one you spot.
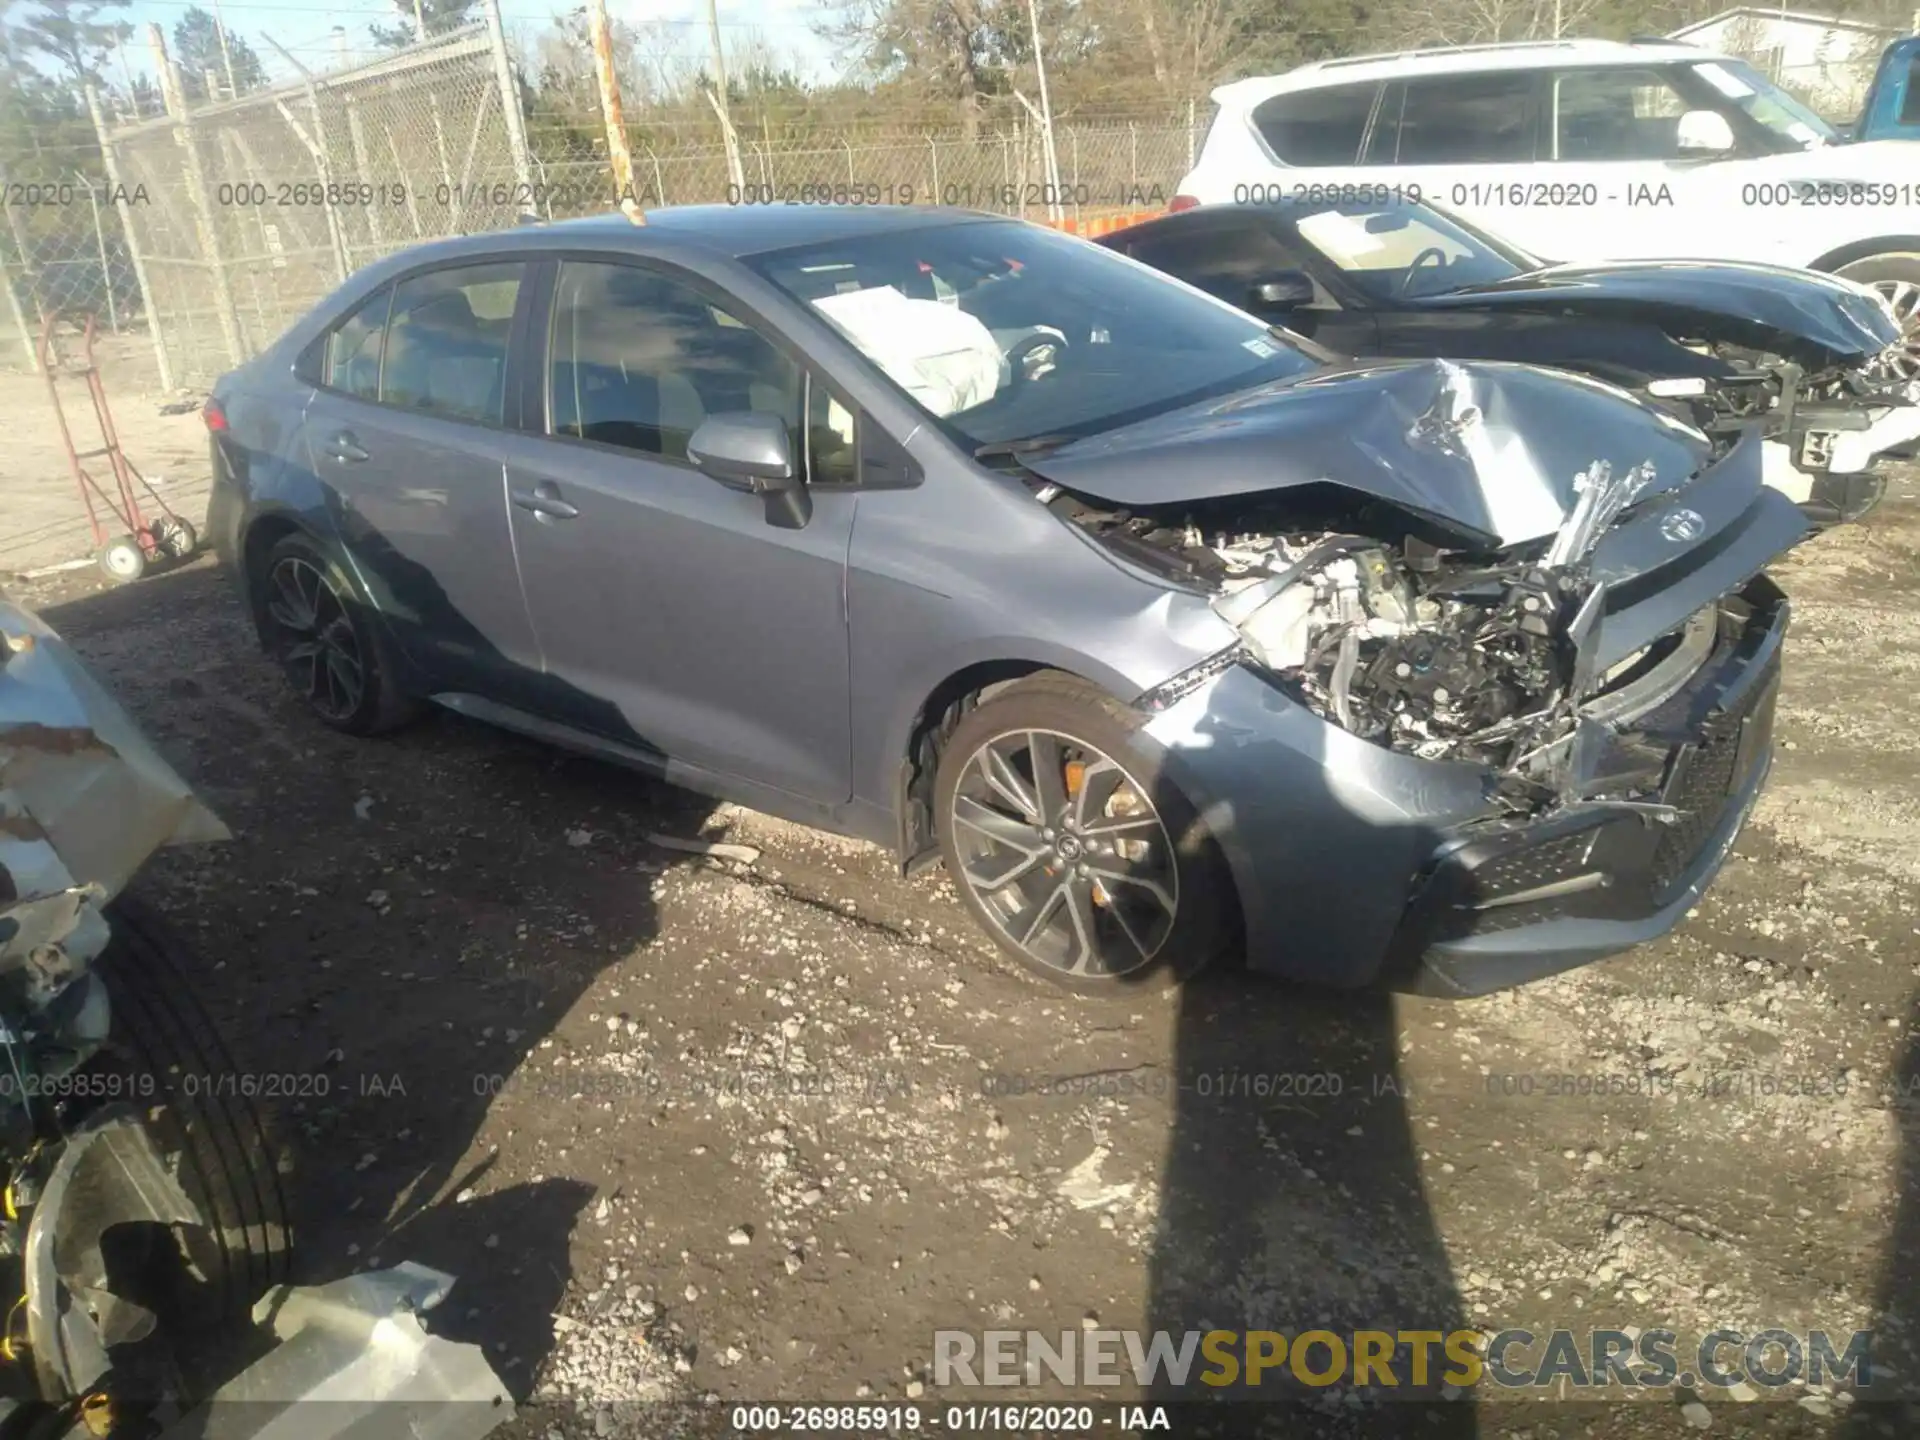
[528,121,1198,218]
[0,167,146,371]
[1,26,1203,389]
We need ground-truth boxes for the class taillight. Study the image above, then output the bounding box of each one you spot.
[203,397,229,432]
[1168,194,1201,213]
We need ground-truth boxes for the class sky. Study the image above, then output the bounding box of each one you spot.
[107,0,844,92]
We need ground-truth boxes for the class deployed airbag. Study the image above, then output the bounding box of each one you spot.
[812,285,1003,417]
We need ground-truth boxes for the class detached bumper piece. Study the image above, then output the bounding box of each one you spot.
[1395,577,1787,997]
[158,1264,514,1440]
[1779,392,1920,523]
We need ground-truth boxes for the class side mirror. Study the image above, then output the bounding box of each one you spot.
[1675,109,1735,153]
[687,411,812,529]
[1248,270,1316,311]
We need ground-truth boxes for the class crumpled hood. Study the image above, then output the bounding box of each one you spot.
[1023,358,1714,548]
[1428,260,1899,360]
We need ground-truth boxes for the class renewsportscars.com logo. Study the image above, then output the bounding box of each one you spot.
[932,1328,1874,1392]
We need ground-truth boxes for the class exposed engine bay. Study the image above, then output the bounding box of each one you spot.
[1043,460,1664,800]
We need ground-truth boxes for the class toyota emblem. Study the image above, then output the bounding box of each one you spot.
[1659,508,1706,543]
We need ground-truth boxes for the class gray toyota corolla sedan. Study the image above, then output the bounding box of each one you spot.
[204,205,1807,997]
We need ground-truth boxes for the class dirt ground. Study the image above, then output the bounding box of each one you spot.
[3,336,1919,1437]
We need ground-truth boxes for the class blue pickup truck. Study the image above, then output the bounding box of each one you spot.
[1847,35,1920,140]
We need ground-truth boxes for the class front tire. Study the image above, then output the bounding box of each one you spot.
[933,673,1236,992]
[1835,252,1920,385]
[253,531,419,736]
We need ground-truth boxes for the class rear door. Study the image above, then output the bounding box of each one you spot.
[491,255,857,804]
[300,259,544,700]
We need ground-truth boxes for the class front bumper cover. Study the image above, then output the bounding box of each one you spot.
[1391,577,1786,995]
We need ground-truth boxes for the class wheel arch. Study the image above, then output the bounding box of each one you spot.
[893,658,1101,871]
[236,510,308,623]
[1806,237,1920,273]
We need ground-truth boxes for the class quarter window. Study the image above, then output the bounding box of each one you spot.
[1553,69,1691,160]
[1251,83,1379,165]
[379,262,523,424]
[324,285,391,401]
[1372,74,1540,163]
[547,260,804,467]
[807,380,858,486]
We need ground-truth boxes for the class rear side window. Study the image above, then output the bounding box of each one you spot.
[324,286,391,400]
[1251,83,1378,164]
[1372,73,1540,163]
[379,262,524,425]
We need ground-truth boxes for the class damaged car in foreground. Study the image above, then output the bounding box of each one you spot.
[208,207,1805,998]
[1100,197,1919,526]
[0,598,512,1438]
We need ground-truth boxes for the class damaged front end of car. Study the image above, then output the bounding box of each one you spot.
[1023,358,1808,995]
[0,600,513,1440]
[1665,313,1920,526]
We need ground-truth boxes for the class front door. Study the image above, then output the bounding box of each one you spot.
[495,257,856,805]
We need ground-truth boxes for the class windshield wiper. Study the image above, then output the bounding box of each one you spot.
[972,433,1076,464]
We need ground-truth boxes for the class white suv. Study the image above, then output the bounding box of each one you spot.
[1177,39,1920,306]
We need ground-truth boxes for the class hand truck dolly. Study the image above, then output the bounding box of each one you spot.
[37,310,197,584]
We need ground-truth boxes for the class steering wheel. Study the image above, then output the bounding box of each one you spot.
[1005,329,1070,386]
[1397,247,1449,297]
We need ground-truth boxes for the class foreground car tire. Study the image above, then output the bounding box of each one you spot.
[933,673,1235,992]
[254,532,419,736]
[1836,252,1920,384]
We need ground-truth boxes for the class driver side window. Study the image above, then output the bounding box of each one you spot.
[1553,69,1693,161]
[1126,223,1335,309]
[548,260,803,466]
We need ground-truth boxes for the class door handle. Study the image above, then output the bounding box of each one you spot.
[510,483,580,521]
[324,431,369,463]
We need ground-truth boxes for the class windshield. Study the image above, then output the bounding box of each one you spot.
[1688,59,1838,149]
[747,219,1319,449]
[1289,201,1532,301]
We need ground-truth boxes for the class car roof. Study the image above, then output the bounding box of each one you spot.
[375,204,1007,271]
[1212,38,1728,110]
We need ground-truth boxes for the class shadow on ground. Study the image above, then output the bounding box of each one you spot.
[41,563,718,1396]
[1845,989,1920,1438]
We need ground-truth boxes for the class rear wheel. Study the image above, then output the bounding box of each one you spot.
[933,674,1236,992]
[253,531,419,735]
[1835,252,1920,384]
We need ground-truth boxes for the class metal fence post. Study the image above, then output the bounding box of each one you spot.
[0,161,39,358]
[927,134,940,204]
[0,239,35,373]
[79,175,120,332]
[483,0,535,199]
[262,38,351,280]
[85,85,171,388]
[345,101,388,254]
